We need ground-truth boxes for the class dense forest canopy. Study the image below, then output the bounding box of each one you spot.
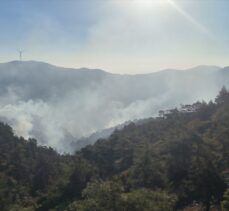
[0,87,229,211]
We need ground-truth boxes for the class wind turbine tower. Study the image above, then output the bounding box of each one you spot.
[18,50,24,61]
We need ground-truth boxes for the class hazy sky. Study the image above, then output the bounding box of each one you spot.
[0,0,229,74]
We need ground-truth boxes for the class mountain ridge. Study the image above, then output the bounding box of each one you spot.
[0,60,222,75]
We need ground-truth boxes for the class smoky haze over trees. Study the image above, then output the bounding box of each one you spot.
[0,61,228,152]
[0,88,228,210]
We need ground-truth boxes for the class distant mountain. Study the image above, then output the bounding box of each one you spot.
[0,60,108,101]
[0,61,227,152]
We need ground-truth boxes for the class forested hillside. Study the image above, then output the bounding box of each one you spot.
[0,88,229,211]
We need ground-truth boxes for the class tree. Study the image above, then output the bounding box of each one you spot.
[65,180,123,211]
[63,158,97,199]
[123,189,177,211]
[215,86,229,105]
[187,161,226,211]
[221,189,229,211]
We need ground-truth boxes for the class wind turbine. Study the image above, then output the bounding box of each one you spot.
[17,50,24,61]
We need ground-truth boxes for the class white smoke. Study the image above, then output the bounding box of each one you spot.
[0,62,226,153]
